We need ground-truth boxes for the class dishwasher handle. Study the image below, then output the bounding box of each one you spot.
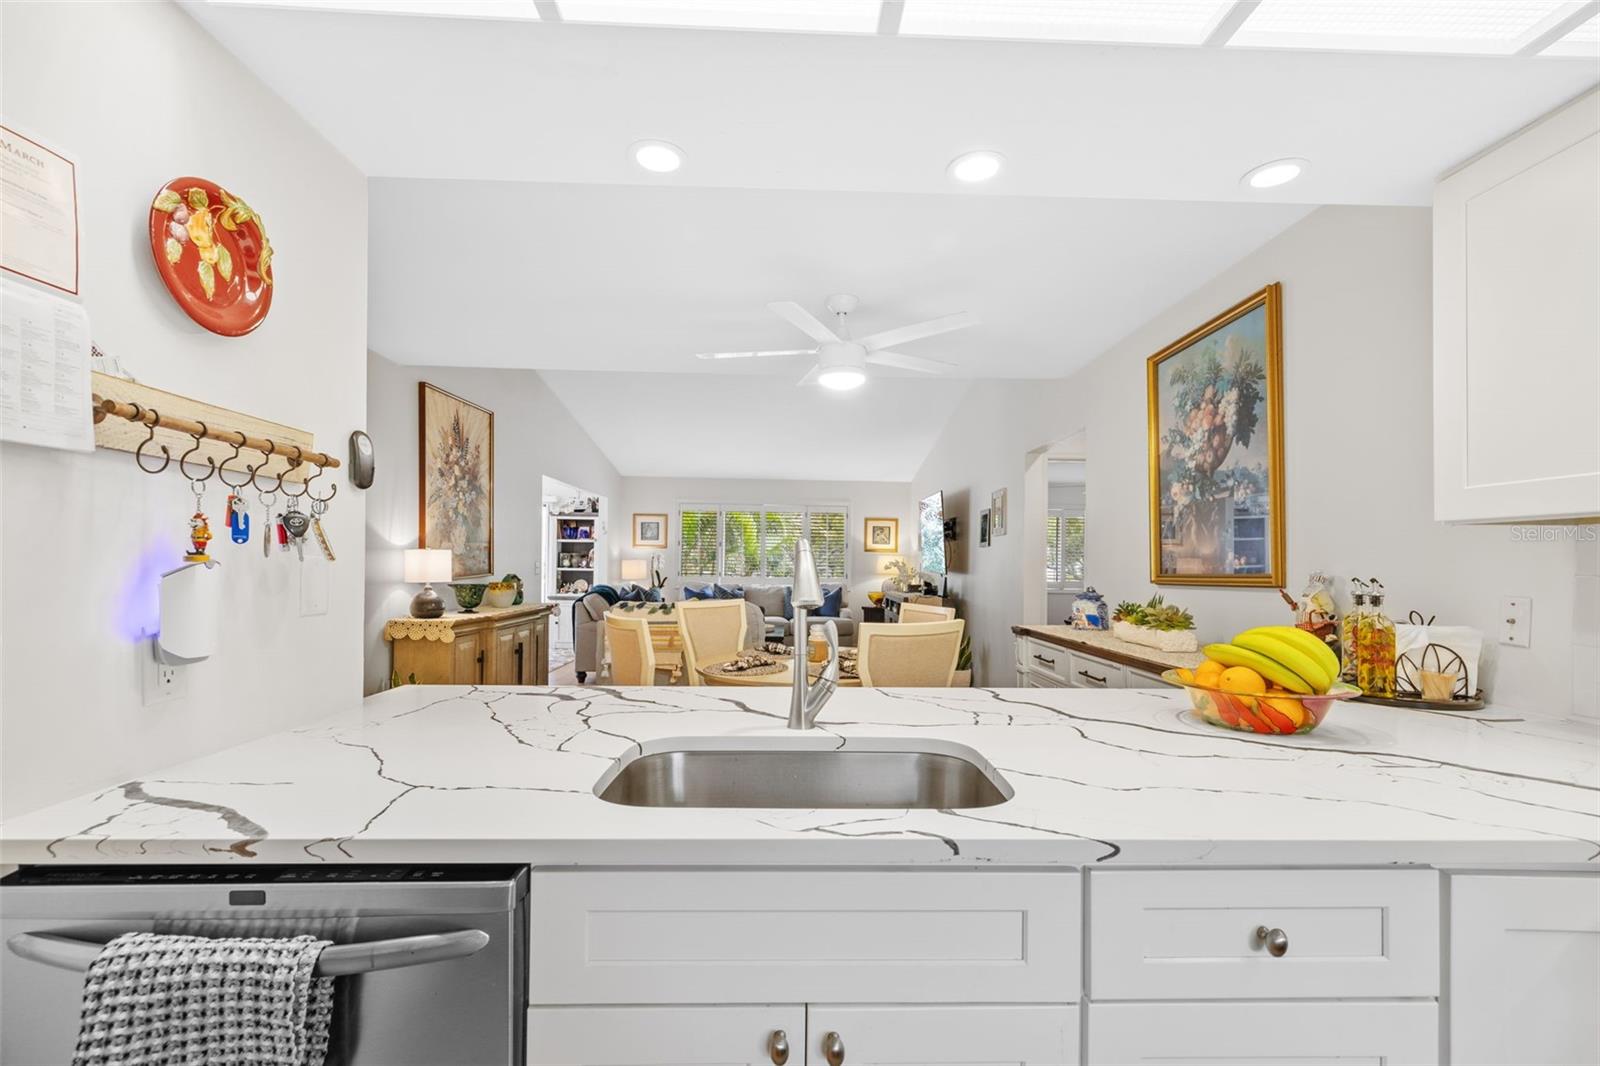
[7,928,491,977]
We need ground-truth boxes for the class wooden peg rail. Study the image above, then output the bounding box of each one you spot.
[94,397,340,469]
[89,371,333,484]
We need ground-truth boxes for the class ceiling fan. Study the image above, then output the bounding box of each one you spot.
[695,294,977,390]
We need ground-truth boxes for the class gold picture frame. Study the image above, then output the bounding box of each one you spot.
[419,382,494,579]
[1146,283,1284,587]
[863,517,899,553]
[633,513,668,549]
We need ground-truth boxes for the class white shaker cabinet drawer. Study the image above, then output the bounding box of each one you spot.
[807,1005,1079,1065]
[1067,652,1124,689]
[1088,868,1439,1000]
[529,869,1081,1005]
[1024,639,1071,683]
[528,1005,804,1065]
[1088,1002,1439,1065]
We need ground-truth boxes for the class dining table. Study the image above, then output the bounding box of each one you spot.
[697,647,863,687]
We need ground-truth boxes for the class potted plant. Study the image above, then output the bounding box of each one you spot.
[1111,595,1199,652]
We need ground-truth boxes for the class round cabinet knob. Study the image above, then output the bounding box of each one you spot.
[1255,925,1289,957]
[768,1029,790,1065]
[823,1030,846,1066]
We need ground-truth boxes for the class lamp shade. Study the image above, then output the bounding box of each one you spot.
[619,558,649,582]
[403,548,452,584]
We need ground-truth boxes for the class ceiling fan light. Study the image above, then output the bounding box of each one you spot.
[631,139,684,173]
[948,150,1004,184]
[818,368,867,391]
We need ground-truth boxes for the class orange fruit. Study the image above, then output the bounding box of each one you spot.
[1217,666,1267,695]
[1193,660,1226,685]
[1263,697,1308,729]
[1175,667,1197,684]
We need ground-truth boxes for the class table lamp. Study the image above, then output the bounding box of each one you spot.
[404,548,452,618]
[619,558,649,587]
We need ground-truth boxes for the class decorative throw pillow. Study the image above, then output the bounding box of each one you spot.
[643,587,664,603]
[682,584,714,600]
[813,584,844,617]
[713,583,745,600]
[616,584,645,603]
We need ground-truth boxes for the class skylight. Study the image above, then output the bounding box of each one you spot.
[206,0,542,17]
[554,0,881,34]
[897,0,1235,46]
[1230,0,1586,55]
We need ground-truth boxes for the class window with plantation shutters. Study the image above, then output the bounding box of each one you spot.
[678,504,848,581]
[1046,509,1086,591]
[806,509,847,581]
[680,507,720,577]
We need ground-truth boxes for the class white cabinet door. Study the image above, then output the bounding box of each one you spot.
[806,1005,1078,1065]
[528,1005,804,1066]
[1434,88,1600,522]
[1450,874,1600,1065]
[1088,1002,1437,1065]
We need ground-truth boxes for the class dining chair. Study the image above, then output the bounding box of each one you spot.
[856,619,965,687]
[604,614,661,686]
[675,599,750,686]
[898,602,956,624]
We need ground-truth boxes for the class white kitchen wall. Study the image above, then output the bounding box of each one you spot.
[363,354,622,693]
[915,206,1583,714]
[0,1,368,817]
[617,476,913,614]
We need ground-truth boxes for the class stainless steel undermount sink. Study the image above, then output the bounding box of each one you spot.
[594,740,1012,810]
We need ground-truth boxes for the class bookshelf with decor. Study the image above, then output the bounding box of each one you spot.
[547,511,601,602]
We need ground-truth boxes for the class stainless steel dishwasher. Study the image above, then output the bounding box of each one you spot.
[1,864,527,1066]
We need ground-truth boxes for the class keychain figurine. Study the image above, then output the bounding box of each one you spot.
[185,510,213,563]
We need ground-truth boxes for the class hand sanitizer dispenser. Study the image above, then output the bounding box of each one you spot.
[156,560,220,665]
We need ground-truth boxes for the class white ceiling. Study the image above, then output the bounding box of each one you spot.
[541,370,969,480]
[184,3,1600,204]
[181,1,1598,479]
[368,179,1309,380]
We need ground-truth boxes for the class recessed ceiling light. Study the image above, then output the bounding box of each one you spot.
[818,368,867,391]
[631,140,684,173]
[948,150,1005,184]
[1242,158,1307,189]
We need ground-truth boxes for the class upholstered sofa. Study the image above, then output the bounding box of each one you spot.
[571,585,763,683]
[670,582,858,649]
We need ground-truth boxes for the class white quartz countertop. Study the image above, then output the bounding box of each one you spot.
[3,686,1597,868]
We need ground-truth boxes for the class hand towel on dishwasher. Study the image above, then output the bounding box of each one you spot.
[72,932,334,1066]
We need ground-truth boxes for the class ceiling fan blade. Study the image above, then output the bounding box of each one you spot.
[797,365,821,387]
[865,349,955,375]
[858,311,978,352]
[768,301,841,345]
[694,349,814,360]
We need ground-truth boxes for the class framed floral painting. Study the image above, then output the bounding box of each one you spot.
[1147,283,1284,586]
[419,383,493,579]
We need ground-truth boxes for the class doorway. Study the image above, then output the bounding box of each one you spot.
[1044,459,1087,624]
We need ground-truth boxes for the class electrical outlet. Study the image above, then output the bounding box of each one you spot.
[1500,596,1532,648]
[141,642,188,705]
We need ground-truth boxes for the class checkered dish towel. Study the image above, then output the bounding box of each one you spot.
[73,932,333,1066]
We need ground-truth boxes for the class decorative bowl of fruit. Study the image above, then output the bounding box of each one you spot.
[1163,625,1359,735]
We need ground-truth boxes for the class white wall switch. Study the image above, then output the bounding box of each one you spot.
[1500,596,1532,647]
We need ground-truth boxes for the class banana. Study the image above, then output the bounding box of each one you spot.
[1203,643,1315,695]
[1232,631,1333,693]
[1239,625,1340,681]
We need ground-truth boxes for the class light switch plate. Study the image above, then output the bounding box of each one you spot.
[1499,596,1531,647]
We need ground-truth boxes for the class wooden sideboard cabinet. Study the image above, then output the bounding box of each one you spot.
[384,603,554,686]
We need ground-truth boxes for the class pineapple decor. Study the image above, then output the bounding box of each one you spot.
[1111,595,1201,653]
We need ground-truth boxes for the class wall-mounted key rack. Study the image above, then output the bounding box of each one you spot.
[91,372,339,488]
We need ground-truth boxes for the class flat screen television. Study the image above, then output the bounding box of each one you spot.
[918,491,947,575]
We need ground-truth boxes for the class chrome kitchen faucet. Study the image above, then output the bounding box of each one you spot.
[788,538,839,730]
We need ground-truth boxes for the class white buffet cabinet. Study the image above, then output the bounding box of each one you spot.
[525,867,1599,1064]
[1015,632,1173,689]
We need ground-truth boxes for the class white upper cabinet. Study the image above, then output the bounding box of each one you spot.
[1434,89,1600,523]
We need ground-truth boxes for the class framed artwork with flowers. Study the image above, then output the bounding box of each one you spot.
[419,383,494,579]
[1146,283,1284,587]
